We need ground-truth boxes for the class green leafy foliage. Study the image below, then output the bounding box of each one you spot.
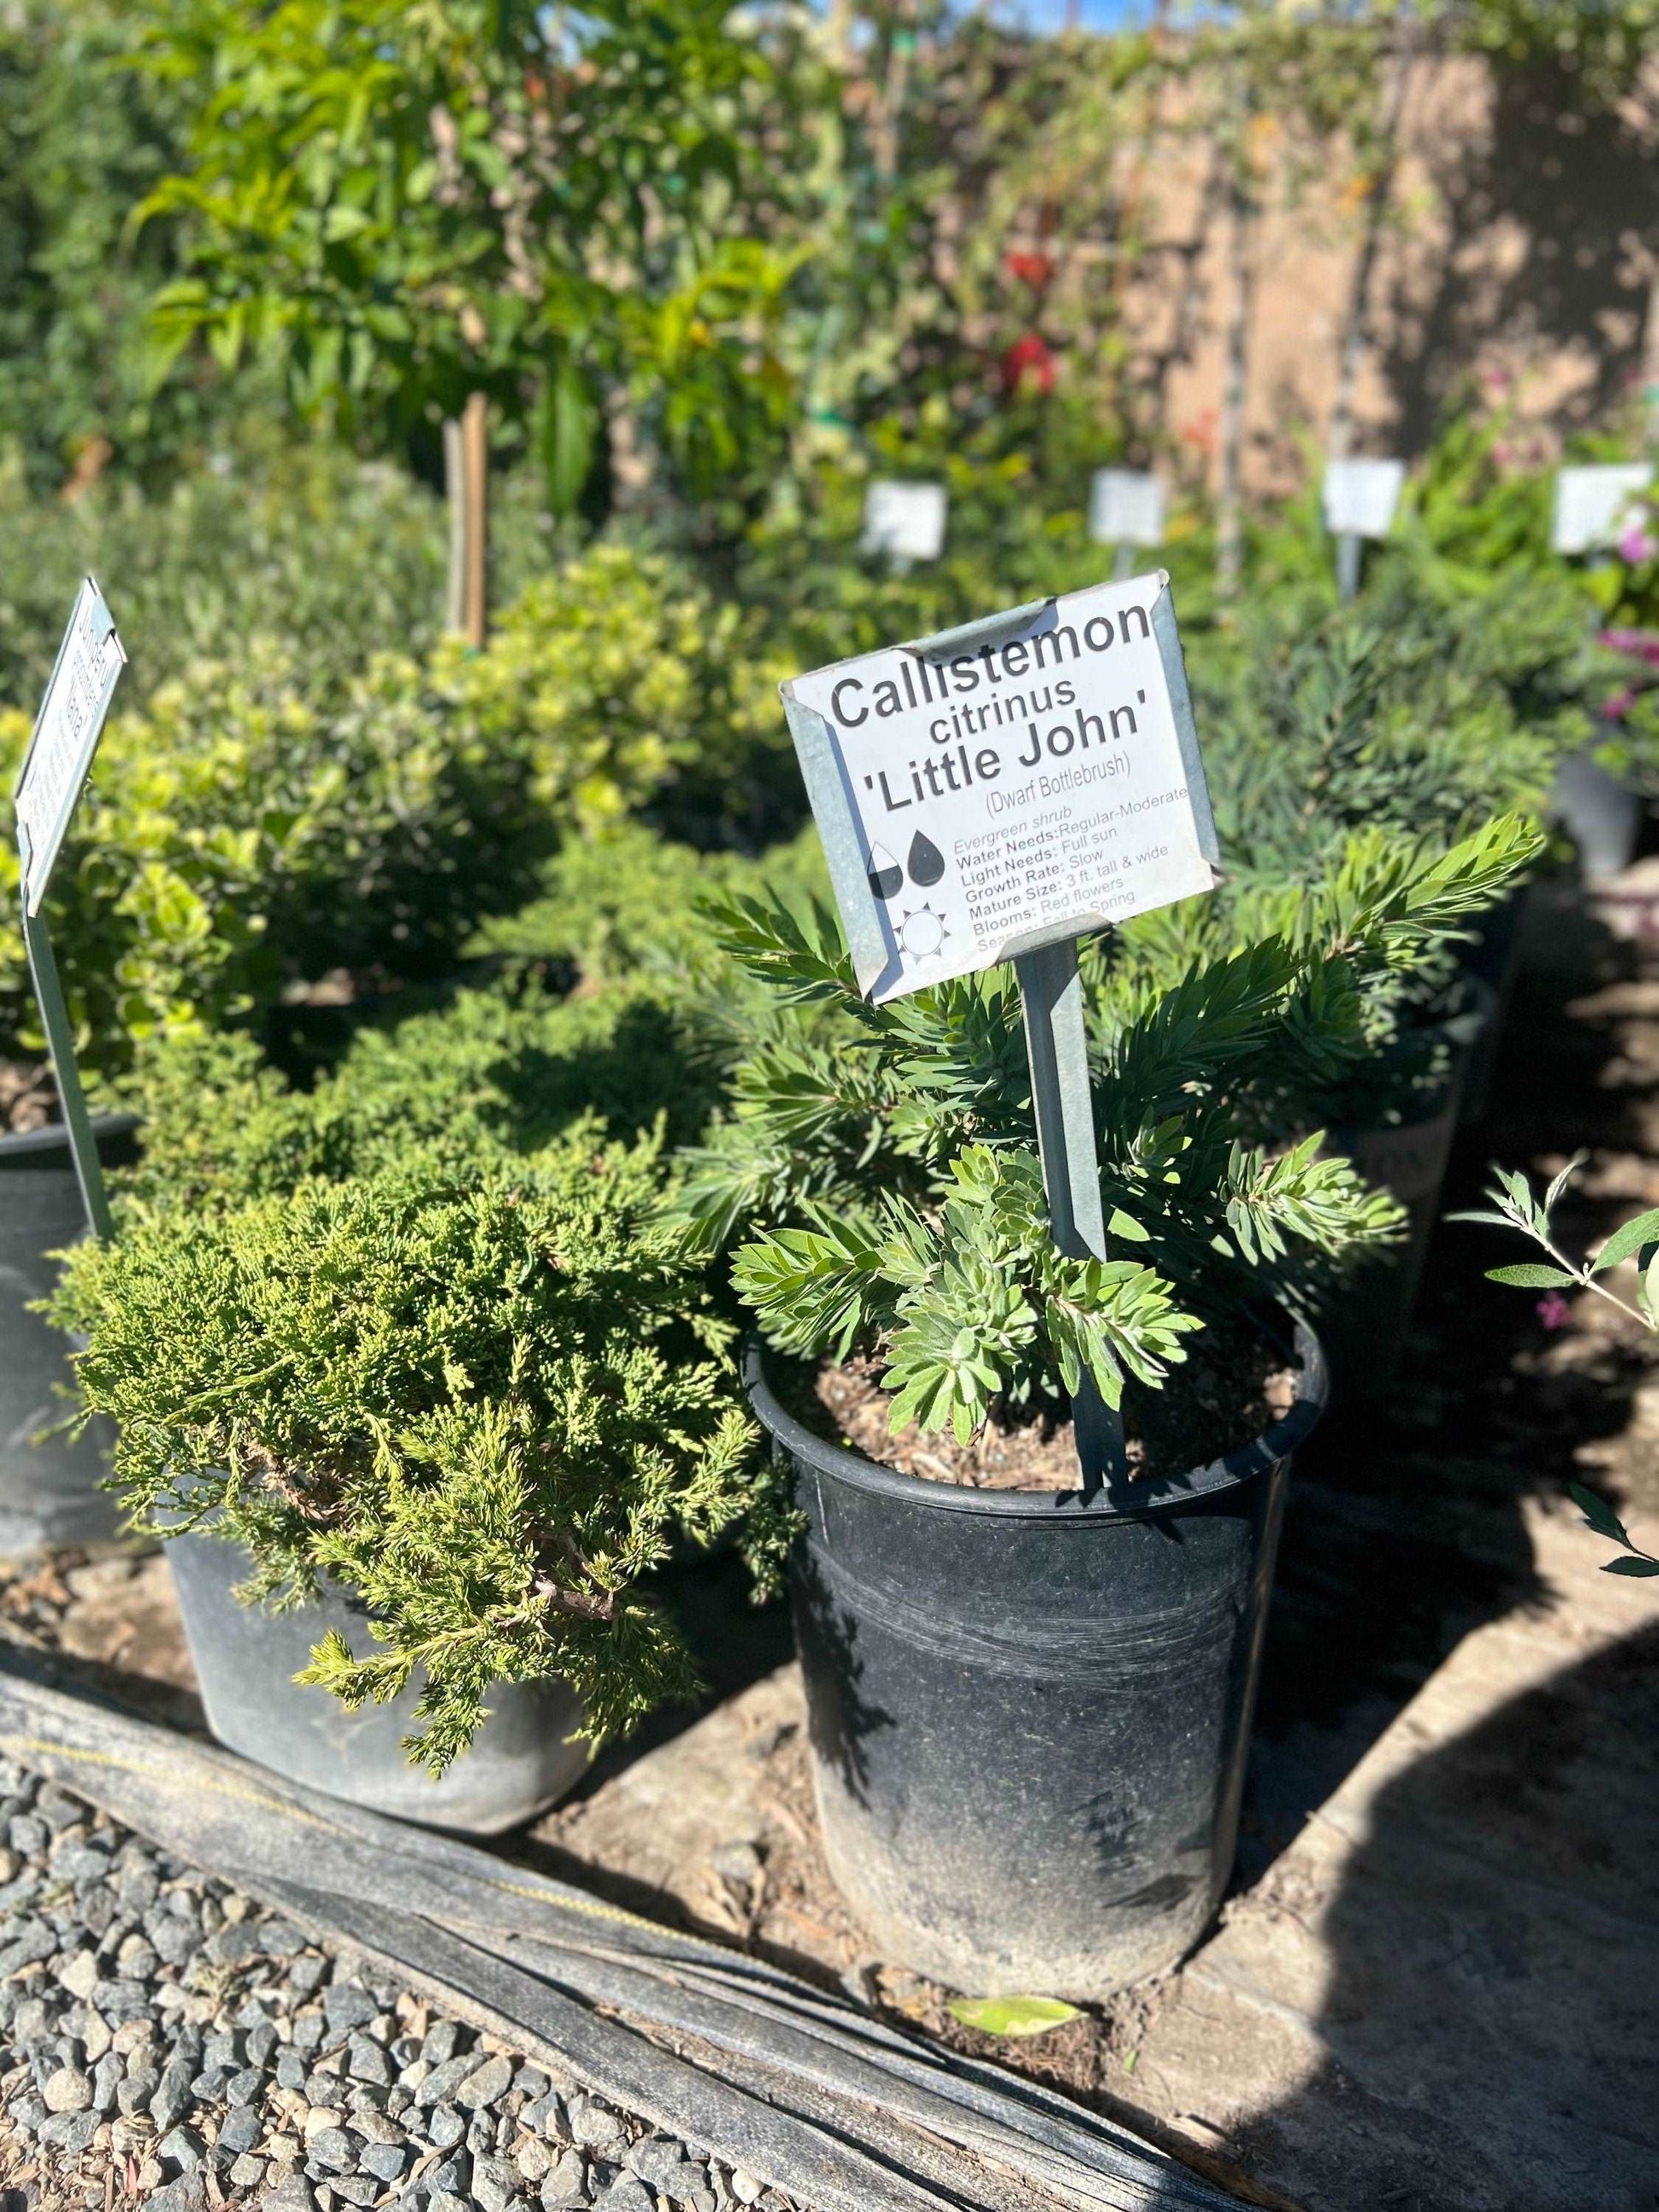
[133,0,799,514]
[1454,1162,1659,1575]
[945,1995,1082,2038]
[48,1124,784,1772]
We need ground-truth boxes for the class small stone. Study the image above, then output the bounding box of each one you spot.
[346,2033,392,2086]
[82,2009,113,2064]
[147,2174,208,2212]
[58,1948,100,2000]
[0,1918,57,1975]
[305,2125,355,2173]
[349,2109,402,2146]
[469,2110,497,2154]
[151,2054,197,2134]
[118,2068,160,2116]
[540,2154,591,2212]
[627,2140,702,2197]
[117,1932,159,1978]
[729,2174,762,2206]
[91,2051,124,2112]
[42,2108,100,2155]
[423,2159,467,2196]
[517,2137,556,2183]
[303,2106,345,2140]
[43,2064,93,2113]
[261,2177,318,2212]
[592,2179,652,2212]
[327,2179,379,2207]
[457,2053,514,2109]
[247,2019,280,2068]
[416,2053,476,2107]
[359,2141,408,2182]
[523,2094,569,2144]
[428,2195,470,2212]
[473,2154,522,2212]
[229,2154,268,2187]
[426,2102,466,2149]
[9,1813,49,1855]
[421,2020,460,2067]
[512,2066,550,2101]
[568,2098,625,2150]
[287,1956,328,1999]
[219,2106,264,2155]
[228,2066,266,2106]
[321,1983,378,2033]
[276,2051,309,2091]
[159,2122,206,2171]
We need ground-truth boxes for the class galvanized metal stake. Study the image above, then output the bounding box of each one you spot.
[1014,937,1126,1494]
[21,905,111,1239]
[1336,530,1362,604]
[1112,541,1136,583]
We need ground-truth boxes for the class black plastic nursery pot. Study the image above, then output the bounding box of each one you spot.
[0,1113,140,1559]
[1324,985,1491,1399]
[744,1323,1328,2000]
[165,1532,588,1835]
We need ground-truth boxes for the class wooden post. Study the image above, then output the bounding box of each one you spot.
[461,391,489,650]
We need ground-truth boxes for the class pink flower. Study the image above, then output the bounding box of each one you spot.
[1604,688,1637,721]
[1619,524,1658,565]
[1536,1292,1572,1330]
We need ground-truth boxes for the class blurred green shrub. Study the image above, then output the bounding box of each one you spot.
[2,543,761,1076]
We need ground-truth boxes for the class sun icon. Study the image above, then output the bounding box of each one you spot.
[897,903,950,960]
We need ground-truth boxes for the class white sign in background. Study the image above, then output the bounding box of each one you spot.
[1552,464,1652,556]
[14,578,125,914]
[1322,458,1406,541]
[862,480,949,564]
[1089,469,1165,549]
[783,574,1219,1003]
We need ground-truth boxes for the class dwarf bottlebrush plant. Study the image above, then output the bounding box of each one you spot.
[48,1127,783,1774]
[676,812,1538,1444]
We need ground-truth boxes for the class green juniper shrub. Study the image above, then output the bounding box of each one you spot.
[49,1124,785,1774]
[115,971,719,1212]
[675,810,1538,1450]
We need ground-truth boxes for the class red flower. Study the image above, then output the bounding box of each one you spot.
[1001,332,1056,398]
[1003,250,1054,290]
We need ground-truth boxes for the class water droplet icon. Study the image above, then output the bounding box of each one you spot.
[867,844,903,901]
[907,831,945,887]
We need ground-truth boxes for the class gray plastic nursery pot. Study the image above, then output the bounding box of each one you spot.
[1551,742,1644,882]
[165,1532,588,1834]
[745,1322,1327,2000]
[0,1114,139,1560]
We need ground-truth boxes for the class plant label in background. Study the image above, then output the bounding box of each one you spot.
[1089,469,1165,548]
[782,573,1220,1003]
[862,480,948,563]
[1552,464,1652,556]
[14,577,126,915]
[1321,458,1406,541]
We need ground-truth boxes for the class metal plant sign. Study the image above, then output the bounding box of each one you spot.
[12,578,127,1236]
[782,574,1219,1487]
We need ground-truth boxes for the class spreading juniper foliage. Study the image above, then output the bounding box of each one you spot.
[49,1129,783,1775]
[678,811,1538,1445]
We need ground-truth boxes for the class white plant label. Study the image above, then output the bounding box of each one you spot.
[14,578,125,915]
[782,573,1219,1004]
[1322,458,1406,540]
[1552,464,1651,556]
[1089,468,1165,548]
[862,479,948,563]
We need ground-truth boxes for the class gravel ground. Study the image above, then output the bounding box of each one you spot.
[0,1755,798,2212]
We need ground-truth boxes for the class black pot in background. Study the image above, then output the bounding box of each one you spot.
[165,1531,588,1834]
[745,1324,1327,1999]
[0,1114,139,1560]
[1325,985,1490,1399]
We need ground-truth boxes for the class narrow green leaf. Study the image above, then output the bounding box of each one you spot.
[1484,1264,1574,1289]
[1603,1556,1659,1577]
[1107,1208,1150,1243]
[1593,1206,1659,1273]
[1568,1482,1630,1547]
[945,1995,1081,2039]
